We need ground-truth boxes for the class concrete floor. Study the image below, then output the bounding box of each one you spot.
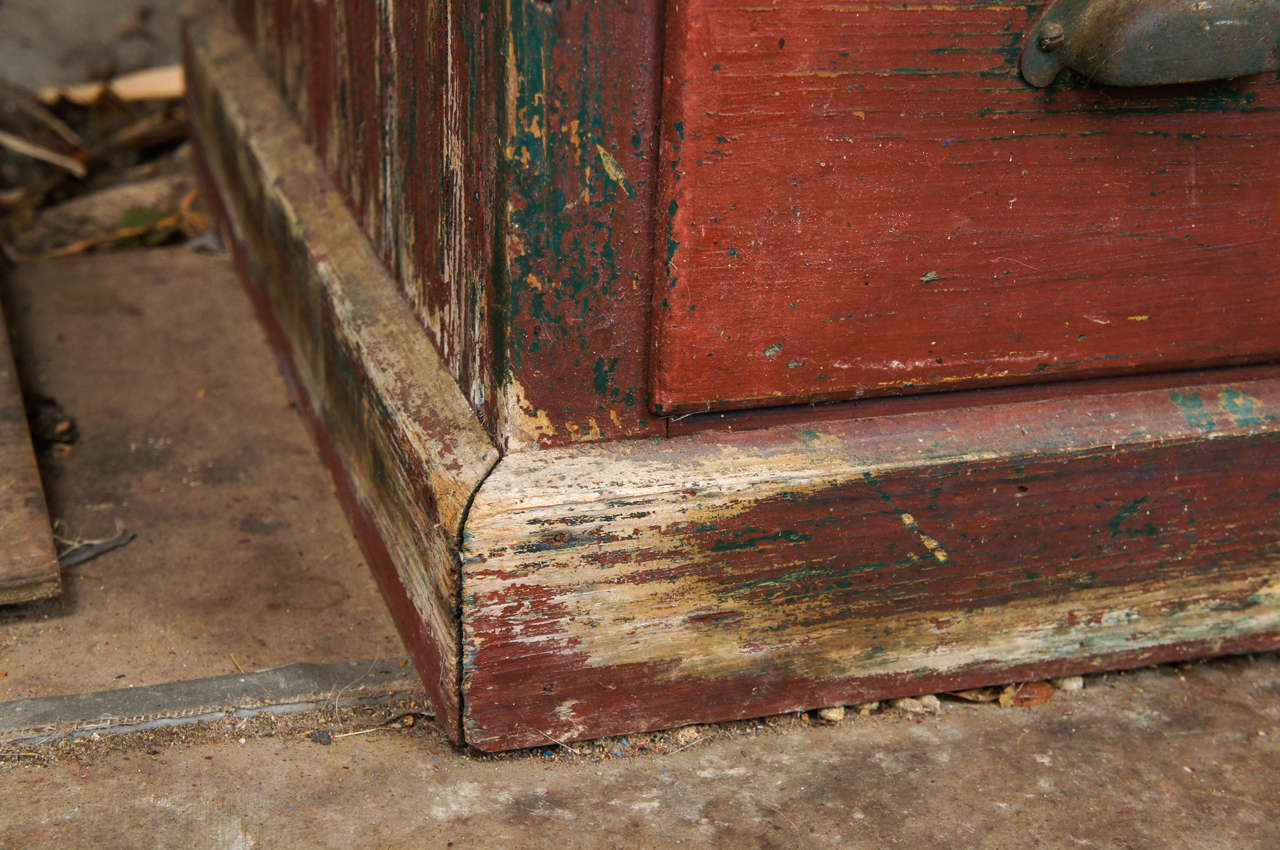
[0,246,1276,848]
[1,249,402,701]
[0,1,183,88]
[3,657,1279,848]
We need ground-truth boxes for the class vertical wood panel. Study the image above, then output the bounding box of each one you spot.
[493,0,667,448]
[229,1,498,432]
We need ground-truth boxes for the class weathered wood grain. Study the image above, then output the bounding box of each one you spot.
[229,0,495,436]
[495,0,667,448]
[229,0,666,448]
[183,4,500,742]
[463,375,1280,750]
[200,0,1280,753]
[654,0,1280,414]
[0,298,59,605]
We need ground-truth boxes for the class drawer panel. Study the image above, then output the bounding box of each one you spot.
[652,0,1280,414]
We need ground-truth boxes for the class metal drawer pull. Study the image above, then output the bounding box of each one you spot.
[1021,0,1280,87]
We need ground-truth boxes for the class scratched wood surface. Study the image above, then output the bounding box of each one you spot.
[0,297,60,605]
[463,375,1280,750]
[654,0,1280,414]
[228,0,666,449]
[230,0,496,437]
[496,0,666,448]
[185,5,500,742]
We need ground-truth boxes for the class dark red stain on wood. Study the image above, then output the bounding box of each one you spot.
[231,1,495,431]
[670,363,1280,437]
[497,0,667,447]
[653,0,1280,415]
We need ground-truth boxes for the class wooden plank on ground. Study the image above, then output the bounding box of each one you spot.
[0,296,59,604]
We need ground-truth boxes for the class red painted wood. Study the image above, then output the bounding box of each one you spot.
[669,363,1280,437]
[232,0,668,447]
[199,5,1280,753]
[653,0,1280,415]
[464,378,1280,749]
[497,0,668,447]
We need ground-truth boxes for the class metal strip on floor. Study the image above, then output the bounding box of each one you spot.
[0,657,420,745]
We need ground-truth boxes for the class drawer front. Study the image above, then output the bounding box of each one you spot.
[652,0,1280,415]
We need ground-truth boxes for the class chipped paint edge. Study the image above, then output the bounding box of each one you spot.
[462,375,1280,749]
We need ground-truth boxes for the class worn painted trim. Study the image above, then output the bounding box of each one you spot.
[183,3,499,743]
[462,375,1280,749]
[189,0,1280,754]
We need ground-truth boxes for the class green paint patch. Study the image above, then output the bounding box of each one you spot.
[1169,391,1217,433]
[862,472,895,504]
[763,343,783,359]
[666,198,680,268]
[1109,498,1158,539]
[593,355,620,398]
[710,528,813,553]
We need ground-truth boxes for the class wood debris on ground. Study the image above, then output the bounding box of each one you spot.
[0,69,207,261]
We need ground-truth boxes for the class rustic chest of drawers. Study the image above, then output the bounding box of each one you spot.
[184,0,1280,750]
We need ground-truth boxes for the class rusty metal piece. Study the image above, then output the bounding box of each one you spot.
[1021,0,1280,87]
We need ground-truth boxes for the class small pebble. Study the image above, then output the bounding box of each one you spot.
[856,702,879,716]
[1052,675,1084,692]
[310,730,333,746]
[919,694,942,714]
[891,697,926,714]
[816,706,846,724]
